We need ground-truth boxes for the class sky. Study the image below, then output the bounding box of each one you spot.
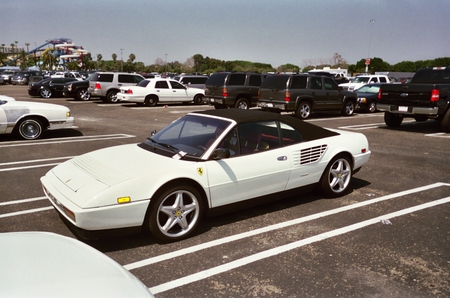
[3,0,450,68]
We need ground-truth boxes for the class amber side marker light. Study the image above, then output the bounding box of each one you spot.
[118,196,131,204]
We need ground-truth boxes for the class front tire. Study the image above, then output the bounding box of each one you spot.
[318,155,352,197]
[16,118,44,140]
[40,88,52,99]
[384,112,403,127]
[147,184,203,242]
[295,101,311,119]
[193,94,204,105]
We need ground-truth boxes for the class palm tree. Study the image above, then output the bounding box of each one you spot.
[112,53,117,61]
[97,54,102,61]
[129,53,136,63]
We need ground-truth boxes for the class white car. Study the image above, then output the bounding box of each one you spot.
[339,75,390,91]
[41,109,371,242]
[0,95,74,139]
[117,78,205,106]
[0,232,153,297]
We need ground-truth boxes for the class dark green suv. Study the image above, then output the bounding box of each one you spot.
[204,72,266,109]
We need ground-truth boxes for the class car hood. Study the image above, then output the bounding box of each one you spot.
[4,100,69,111]
[50,144,194,207]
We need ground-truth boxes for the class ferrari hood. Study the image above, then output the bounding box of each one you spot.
[50,144,193,207]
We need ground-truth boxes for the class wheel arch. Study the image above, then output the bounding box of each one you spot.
[295,96,315,109]
[144,177,209,220]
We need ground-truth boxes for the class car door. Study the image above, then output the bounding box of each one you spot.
[323,77,344,109]
[0,102,7,134]
[49,79,68,93]
[169,81,190,102]
[308,76,329,109]
[205,121,292,207]
[154,80,173,102]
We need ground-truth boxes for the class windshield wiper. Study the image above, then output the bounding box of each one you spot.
[147,138,180,153]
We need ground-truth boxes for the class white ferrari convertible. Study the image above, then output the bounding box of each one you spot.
[41,109,371,242]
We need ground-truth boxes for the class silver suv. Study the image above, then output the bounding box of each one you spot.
[88,72,145,103]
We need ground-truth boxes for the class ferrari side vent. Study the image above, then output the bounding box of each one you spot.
[300,145,328,165]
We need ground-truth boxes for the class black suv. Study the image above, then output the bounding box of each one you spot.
[204,72,266,109]
[257,74,356,119]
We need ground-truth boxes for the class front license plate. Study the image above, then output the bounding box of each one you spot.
[398,106,408,112]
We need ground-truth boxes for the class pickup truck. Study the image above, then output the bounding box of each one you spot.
[377,67,450,132]
[257,73,356,119]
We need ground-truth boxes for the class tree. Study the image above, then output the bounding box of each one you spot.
[129,53,136,63]
[112,53,117,61]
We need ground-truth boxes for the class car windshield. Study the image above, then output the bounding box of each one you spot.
[141,115,231,158]
[353,77,370,83]
[355,85,380,93]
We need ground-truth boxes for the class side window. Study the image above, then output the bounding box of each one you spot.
[324,78,338,90]
[170,81,186,89]
[369,77,378,83]
[310,77,322,90]
[248,75,262,86]
[227,74,246,85]
[118,74,132,83]
[238,121,280,155]
[279,122,303,146]
[97,74,114,82]
[134,75,144,83]
[290,76,307,89]
[379,77,388,83]
[155,80,169,88]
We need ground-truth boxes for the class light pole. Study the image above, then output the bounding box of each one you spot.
[365,19,375,73]
[165,53,168,76]
[120,48,124,72]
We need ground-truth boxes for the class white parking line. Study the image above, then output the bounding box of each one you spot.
[425,132,450,138]
[149,195,450,294]
[0,206,53,219]
[0,196,46,206]
[125,182,449,271]
[0,134,135,148]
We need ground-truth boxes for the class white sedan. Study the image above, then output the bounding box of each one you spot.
[117,78,205,106]
[0,95,74,140]
[41,109,371,242]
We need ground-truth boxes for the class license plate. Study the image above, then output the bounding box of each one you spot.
[398,106,408,112]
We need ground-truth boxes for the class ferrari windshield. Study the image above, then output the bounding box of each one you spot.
[143,115,231,158]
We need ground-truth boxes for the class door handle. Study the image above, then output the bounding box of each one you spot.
[277,156,287,161]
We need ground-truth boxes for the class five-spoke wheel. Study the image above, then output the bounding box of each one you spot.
[147,184,203,242]
[319,155,352,197]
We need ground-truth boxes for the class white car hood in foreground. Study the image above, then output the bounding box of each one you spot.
[50,143,195,207]
[0,232,153,297]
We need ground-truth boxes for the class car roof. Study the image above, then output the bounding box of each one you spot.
[191,109,338,141]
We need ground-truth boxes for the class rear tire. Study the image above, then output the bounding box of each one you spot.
[106,90,119,103]
[341,100,355,116]
[235,98,249,109]
[144,95,157,107]
[440,108,450,132]
[318,155,352,197]
[384,112,403,127]
[295,101,311,119]
[76,88,90,101]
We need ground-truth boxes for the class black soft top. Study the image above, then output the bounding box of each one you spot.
[192,109,339,141]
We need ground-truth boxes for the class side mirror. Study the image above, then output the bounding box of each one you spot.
[212,148,231,159]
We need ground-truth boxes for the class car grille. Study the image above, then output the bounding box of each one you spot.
[300,145,328,165]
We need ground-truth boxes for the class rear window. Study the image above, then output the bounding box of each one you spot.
[91,73,113,82]
[206,73,229,86]
[248,75,262,86]
[411,68,450,84]
[261,75,290,89]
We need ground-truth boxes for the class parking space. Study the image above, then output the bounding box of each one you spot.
[1,85,449,297]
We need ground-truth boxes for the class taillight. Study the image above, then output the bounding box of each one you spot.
[95,82,101,90]
[431,88,439,102]
[222,88,228,97]
[377,87,382,100]
[284,91,291,102]
[125,89,133,94]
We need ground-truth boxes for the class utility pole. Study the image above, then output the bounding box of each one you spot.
[165,53,168,76]
[365,19,375,73]
[120,48,124,72]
